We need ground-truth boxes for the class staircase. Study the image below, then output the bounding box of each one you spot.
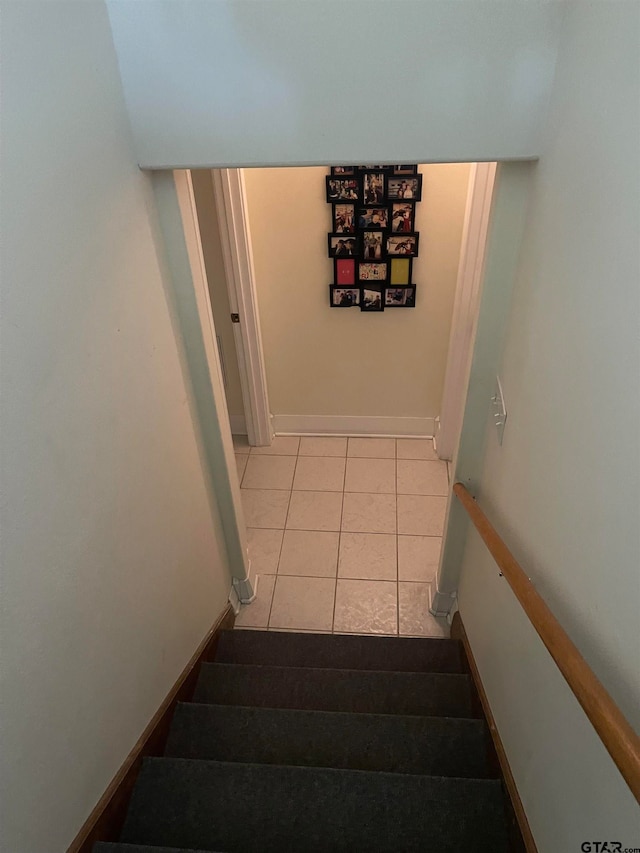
[95,630,515,852]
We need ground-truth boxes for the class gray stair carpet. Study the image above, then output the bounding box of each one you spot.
[194,662,475,717]
[121,758,509,853]
[166,702,492,778]
[95,846,214,853]
[216,629,464,673]
[97,630,512,853]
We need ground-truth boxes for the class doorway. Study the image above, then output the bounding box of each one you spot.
[183,163,496,635]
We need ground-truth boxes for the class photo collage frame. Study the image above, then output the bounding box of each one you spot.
[327,165,421,311]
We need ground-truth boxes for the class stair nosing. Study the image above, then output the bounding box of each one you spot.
[201,661,471,678]
[142,754,503,787]
[174,700,484,724]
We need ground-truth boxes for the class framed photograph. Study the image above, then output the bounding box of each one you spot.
[362,230,385,260]
[390,257,412,285]
[332,203,356,234]
[329,285,360,307]
[360,285,385,312]
[331,165,355,176]
[387,174,423,201]
[326,176,360,202]
[358,261,388,282]
[386,233,419,257]
[335,258,356,285]
[357,165,391,171]
[328,234,359,258]
[390,202,415,232]
[362,171,385,205]
[393,165,418,175]
[385,285,416,307]
[357,206,389,230]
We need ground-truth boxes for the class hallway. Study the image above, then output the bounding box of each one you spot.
[233,435,449,637]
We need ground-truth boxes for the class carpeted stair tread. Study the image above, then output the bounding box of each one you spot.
[217,629,463,672]
[94,845,214,853]
[194,662,476,717]
[120,757,509,853]
[165,702,492,778]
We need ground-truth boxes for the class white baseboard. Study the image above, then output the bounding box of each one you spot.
[430,587,457,617]
[271,414,435,438]
[229,414,247,435]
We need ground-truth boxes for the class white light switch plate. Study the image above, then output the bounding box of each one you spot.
[491,377,507,445]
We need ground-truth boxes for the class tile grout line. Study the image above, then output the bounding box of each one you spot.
[267,447,300,629]
[331,449,348,634]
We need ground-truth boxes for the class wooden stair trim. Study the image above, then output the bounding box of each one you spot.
[451,611,538,853]
[67,603,235,853]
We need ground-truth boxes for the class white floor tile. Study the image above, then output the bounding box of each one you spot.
[398,582,449,637]
[251,436,300,456]
[397,495,447,536]
[234,574,276,628]
[344,457,396,494]
[269,575,336,631]
[342,493,396,534]
[293,456,346,492]
[242,455,296,490]
[241,489,290,529]
[278,530,339,577]
[286,490,343,531]
[398,535,442,582]
[338,532,397,580]
[347,437,396,458]
[247,528,284,575]
[397,460,448,496]
[299,436,348,457]
[232,434,251,453]
[334,579,398,635]
[396,438,439,461]
[235,453,249,479]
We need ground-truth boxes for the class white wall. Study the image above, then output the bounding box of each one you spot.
[0,4,233,851]
[242,164,470,434]
[452,3,640,849]
[106,0,562,168]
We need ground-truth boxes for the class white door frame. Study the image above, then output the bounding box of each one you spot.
[172,169,255,604]
[212,169,272,446]
[437,162,497,461]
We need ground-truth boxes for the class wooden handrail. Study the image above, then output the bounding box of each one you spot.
[453,481,640,803]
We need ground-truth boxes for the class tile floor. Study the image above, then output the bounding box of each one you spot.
[233,435,450,638]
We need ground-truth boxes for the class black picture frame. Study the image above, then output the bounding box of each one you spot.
[332,203,356,234]
[393,165,418,175]
[357,165,393,172]
[331,165,356,176]
[361,171,385,205]
[358,261,388,283]
[329,285,361,307]
[390,202,415,233]
[360,285,385,312]
[328,234,360,258]
[326,176,361,203]
[361,230,385,261]
[385,285,416,307]
[386,232,420,257]
[357,206,390,230]
[386,174,423,201]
